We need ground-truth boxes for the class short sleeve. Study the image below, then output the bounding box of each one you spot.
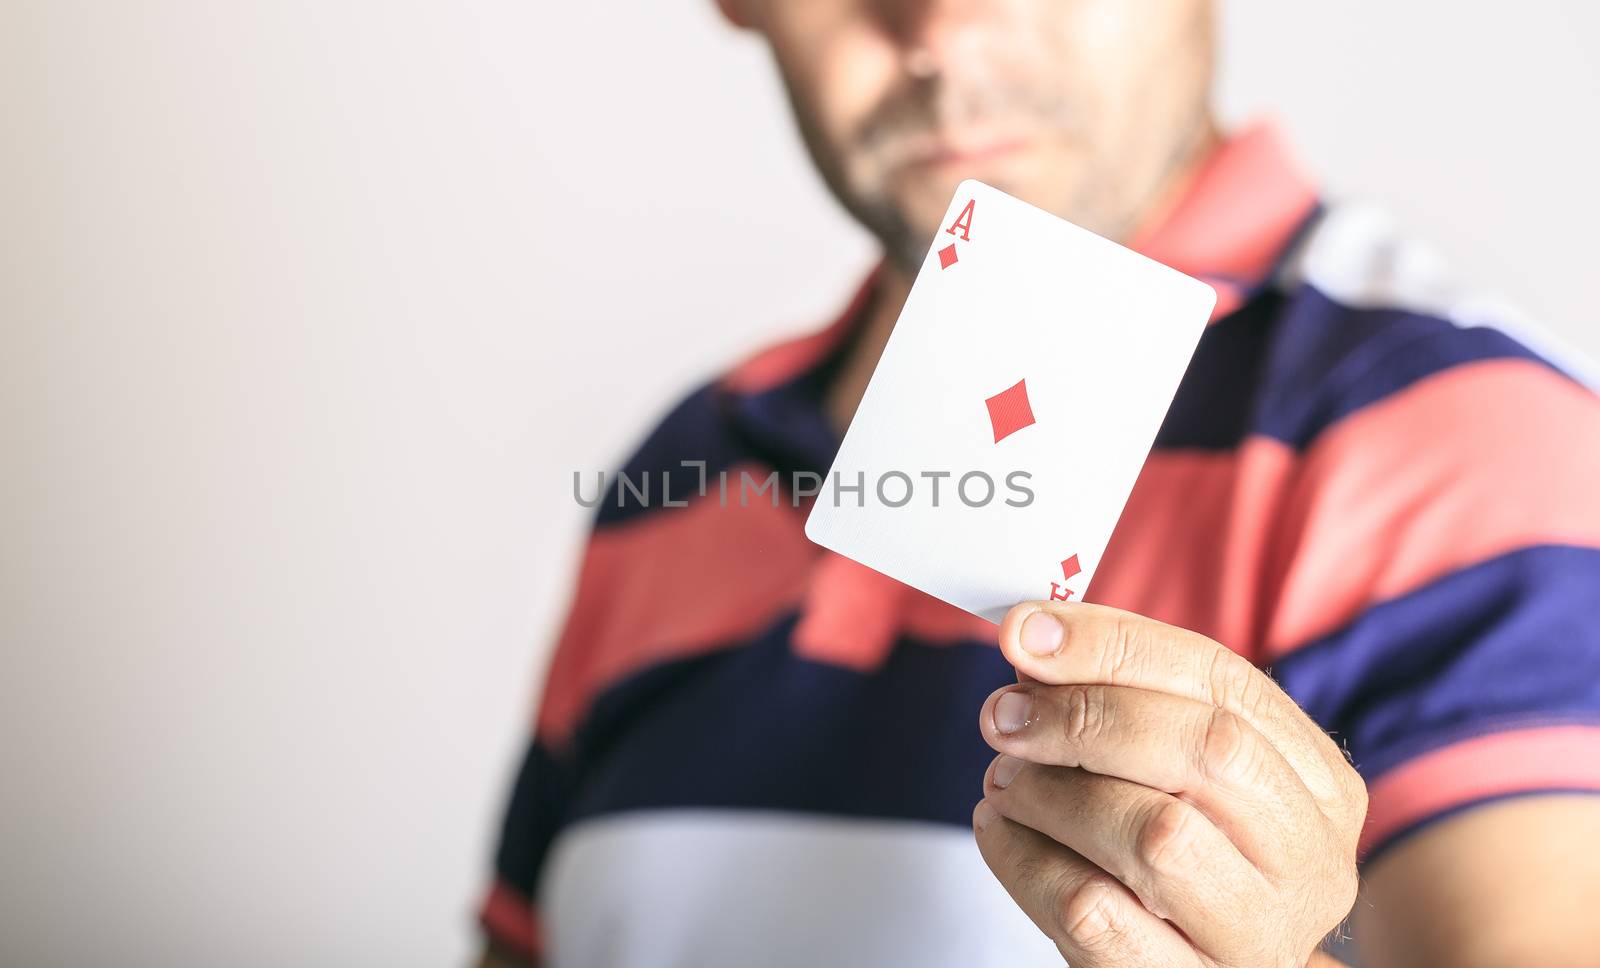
[476,383,739,958]
[1261,343,1600,866]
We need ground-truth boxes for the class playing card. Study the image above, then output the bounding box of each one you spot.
[804,179,1216,623]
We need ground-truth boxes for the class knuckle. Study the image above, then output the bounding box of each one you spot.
[1056,875,1124,951]
[1320,737,1370,837]
[1060,685,1107,751]
[1136,798,1205,877]
[1302,863,1360,952]
[1205,645,1262,713]
[1342,762,1370,819]
[1307,843,1361,918]
[1093,614,1145,681]
[1199,706,1256,787]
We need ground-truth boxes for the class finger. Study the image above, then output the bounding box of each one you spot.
[978,681,1323,877]
[998,600,1357,817]
[983,758,1274,962]
[972,800,1202,967]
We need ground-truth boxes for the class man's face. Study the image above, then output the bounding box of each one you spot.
[739,0,1216,270]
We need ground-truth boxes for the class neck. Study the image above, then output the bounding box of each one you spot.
[823,119,1222,436]
[822,267,912,435]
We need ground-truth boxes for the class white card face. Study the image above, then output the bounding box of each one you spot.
[804,179,1216,624]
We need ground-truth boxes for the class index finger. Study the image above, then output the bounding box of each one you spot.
[997,600,1358,818]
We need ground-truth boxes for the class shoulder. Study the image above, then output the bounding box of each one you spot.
[579,379,727,527]
[1249,202,1600,658]
[593,280,870,526]
[589,324,843,527]
[1255,200,1597,451]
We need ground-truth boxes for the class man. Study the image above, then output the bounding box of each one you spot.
[480,1,1600,964]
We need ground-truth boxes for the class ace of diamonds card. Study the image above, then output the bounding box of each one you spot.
[804,179,1216,624]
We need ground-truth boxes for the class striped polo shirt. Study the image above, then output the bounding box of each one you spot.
[480,123,1600,967]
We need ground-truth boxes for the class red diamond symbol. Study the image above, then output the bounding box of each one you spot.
[938,243,959,269]
[1049,554,1082,601]
[984,378,1036,443]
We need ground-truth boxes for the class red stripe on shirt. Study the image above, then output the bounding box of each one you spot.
[480,878,542,961]
[537,464,817,747]
[792,552,1003,670]
[1091,437,1298,661]
[1358,724,1600,859]
[1261,358,1600,660]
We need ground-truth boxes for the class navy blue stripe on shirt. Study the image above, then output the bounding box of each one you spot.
[594,286,1576,529]
[565,614,1011,830]
[1256,286,1567,449]
[1269,543,1600,783]
[1155,285,1572,453]
[494,739,578,898]
[593,384,761,526]
[1154,289,1282,450]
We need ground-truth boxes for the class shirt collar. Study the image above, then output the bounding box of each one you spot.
[1125,119,1320,319]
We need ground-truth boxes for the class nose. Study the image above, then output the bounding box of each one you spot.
[877,0,993,74]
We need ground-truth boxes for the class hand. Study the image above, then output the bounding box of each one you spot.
[972,600,1366,967]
